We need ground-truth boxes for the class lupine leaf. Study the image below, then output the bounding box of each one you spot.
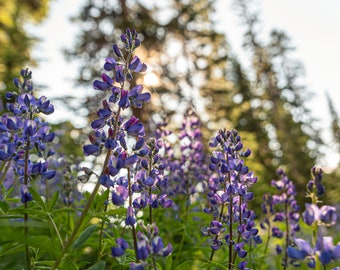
[28,235,58,256]
[0,200,9,213]
[48,191,59,211]
[29,186,47,211]
[174,261,195,270]
[70,224,97,249]
[87,261,106,270]
[51,207,76,215]
[166,254,173,270]
[62,257,79,270]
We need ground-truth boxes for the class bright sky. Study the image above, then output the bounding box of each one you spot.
[28,0,340,170]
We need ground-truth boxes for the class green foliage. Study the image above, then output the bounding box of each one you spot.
[0,0,50,99]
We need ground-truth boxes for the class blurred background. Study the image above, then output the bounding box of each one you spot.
[1,0,339,206]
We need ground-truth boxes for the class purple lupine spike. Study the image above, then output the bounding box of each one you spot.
[205,130,261,262]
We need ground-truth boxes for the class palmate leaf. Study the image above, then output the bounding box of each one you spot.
[47,191,59,212]
[166,254,173,270]
[173,261,195,270]
[28,235,59,256]
[93,189,110,211]
[0,241,25,257]
[51,207,76,215]
[0,235,58,259]
[70,224,98,250]
[199,260,229,270]
[62,256,79,270]
[0,200,9,213]
[87,261,106,270]
[29,186,47,211]
[92,207,127,219]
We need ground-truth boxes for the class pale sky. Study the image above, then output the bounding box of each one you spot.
[28,0,340,169]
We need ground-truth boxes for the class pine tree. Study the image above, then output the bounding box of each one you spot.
[326,92,340,167]
[233,0,323,202]
[0,0,50,103]
[323,92,340,204]
[65,0,232,131]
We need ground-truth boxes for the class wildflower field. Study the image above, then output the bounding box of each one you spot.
[0,29,339,270]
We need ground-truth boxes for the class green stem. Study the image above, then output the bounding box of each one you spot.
[149,186,153,224]
[96,103,123,260]
[258,222,271,270]
[148,153,153,224]
[208,159,229,269]
[283,200,290,270]
[152,256,157,270]
[52,148,113,270]
[232,196,243,265]
[313,222,321,270]
[24,135,32,270]
[97,188,109,261]
[48,213,64,249]
[127,167,138,259]
[173,196,190,269]
[0,160,11,185]
[227,171,233,270]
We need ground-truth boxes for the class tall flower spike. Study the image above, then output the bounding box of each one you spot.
[1,69,56,201]
[288,166,339,268]
[76,28,171,269]
[165,108,209,200]
[269,168,300,269]
[204,129,259,268]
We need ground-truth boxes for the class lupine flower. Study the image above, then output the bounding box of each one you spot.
[133,224,172,262]
[129,56,147,73]
[203,129,259,266]
[130,263,145,270]
[287,166,339,268]
[288,236,340,266]
[128,85,151,108]
[270,168,300,261]
[166,108,208,198]
[306,166,325,196]
[104,57,116,71]
[124,116,145,136]
[303,204,337,226]
[81,29,172,268]
[20,185,33,203]
[0,69,56,203]
[111,238,129,257]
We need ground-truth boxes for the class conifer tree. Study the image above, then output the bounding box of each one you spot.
[326,92,340,167]
[65,0,231,129]
[324,92,340,204]
[233,0,323,201]
[0,0,50,102]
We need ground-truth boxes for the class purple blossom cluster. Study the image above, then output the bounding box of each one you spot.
[287,167,340,268]
[166,108,208,199]
[0,69,56,203]
[269,169,300,263]
[203,128,260,269]
[112,223,172,269]
[80,28,172,269]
